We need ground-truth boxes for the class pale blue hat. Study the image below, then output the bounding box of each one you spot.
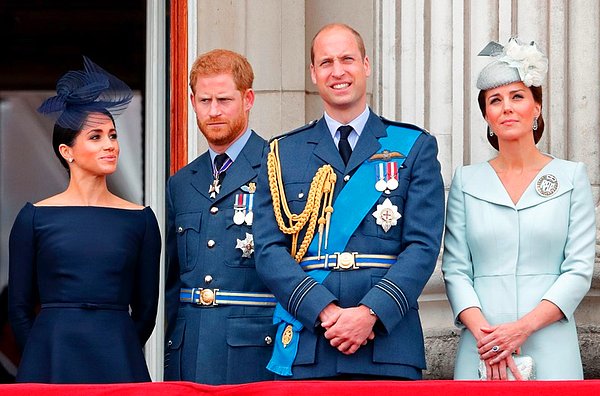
[476,38,548,90]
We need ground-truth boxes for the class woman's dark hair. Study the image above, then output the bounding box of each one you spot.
[478,85,544,150]
[51,111,116,171]
[52,124,80,170]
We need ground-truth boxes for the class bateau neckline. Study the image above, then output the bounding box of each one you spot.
[28,202,147,211]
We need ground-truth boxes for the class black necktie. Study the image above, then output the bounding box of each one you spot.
[214,153,229,183]
[337,125,353,165]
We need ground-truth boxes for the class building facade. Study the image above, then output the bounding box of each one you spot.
[140,0,600,380]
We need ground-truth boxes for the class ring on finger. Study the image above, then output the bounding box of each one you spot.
[491,345,500,353]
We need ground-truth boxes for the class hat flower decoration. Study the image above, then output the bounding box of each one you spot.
[476,37,548,90]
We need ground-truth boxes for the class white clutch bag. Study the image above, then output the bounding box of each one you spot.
[478,354,535,380]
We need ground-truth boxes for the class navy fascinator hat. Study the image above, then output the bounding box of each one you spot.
[37,56,133,131]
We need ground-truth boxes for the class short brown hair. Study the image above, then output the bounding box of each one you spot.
[478,85,545,151]
[189,49,254,93]
[310,23,366,65]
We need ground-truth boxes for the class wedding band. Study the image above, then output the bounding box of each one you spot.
[491,345,500,353]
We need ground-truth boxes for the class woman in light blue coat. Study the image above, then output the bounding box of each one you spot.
[442,38,595,380]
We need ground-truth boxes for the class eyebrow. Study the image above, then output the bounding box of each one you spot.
[487,89,525,98]
[86,128,116,134]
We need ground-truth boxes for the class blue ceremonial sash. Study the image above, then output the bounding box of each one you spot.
[267,125,422,376]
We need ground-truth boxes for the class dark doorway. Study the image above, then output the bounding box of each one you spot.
[0,0,146,90]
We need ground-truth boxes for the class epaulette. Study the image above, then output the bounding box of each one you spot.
[268,119,319,143]
[379,116,431,135]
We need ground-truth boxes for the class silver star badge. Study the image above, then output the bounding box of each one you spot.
[236,232,254,258]
[209,179,221,199]
[372,198,401,232]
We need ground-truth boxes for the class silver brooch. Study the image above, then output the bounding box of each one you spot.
[372,198,401,232]
[535,174,558,197]
[235,233,254,258]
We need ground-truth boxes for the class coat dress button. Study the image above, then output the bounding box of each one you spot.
[177,226,183,233]
[264,336,273,345]
[210,206,219,214]
[204,275,213,284]
[207,240,216,248]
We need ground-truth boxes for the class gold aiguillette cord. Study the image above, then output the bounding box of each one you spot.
[267,139,336,262]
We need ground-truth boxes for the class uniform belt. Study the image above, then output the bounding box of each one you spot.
[41,302,128,311]
[179,288,277,307]
[300,253,396,271]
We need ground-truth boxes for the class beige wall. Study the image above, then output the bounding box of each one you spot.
[188,0,600,378]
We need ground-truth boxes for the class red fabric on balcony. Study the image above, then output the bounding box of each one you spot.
[1,380,599,395]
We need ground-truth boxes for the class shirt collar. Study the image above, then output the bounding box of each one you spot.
[208,127,252,163]
[324,105,370,139]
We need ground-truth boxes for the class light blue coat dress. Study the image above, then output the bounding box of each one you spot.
[442,158,595,379]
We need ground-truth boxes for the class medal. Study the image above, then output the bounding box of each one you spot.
[245,193,254,226]
[233,210,245,225]
[235,232,254,258]
[386,162,399,190]
[209,180,220,199]
[375,163,386,191]
[209,155,233,199]
[233,194,247,225]
[282,324,294,348]
[535,174,558,197]
[372,198,401,232]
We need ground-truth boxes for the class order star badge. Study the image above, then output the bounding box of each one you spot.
[372,198,401,232]
[236,232,254,258]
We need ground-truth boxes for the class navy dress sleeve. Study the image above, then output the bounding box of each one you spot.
[8,203,38,351]
[130,207,161,345]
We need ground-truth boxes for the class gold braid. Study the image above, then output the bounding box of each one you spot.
[267,138,336,262]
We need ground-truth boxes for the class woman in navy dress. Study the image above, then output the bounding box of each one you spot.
[8,57,161,383]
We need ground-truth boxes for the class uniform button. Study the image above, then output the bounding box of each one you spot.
[298,192,304,199]
[204,275,213,284]
[210,206,219,214]
[264,336,273,345]
[343,175,350,182]
[207,240,216,248]
[177,226,183,233]
[167,340,173,347]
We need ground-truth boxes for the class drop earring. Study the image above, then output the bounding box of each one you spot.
[489,129,494,137]
[532,117,538,131]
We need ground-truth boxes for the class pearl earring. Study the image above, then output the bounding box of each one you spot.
[532,117,538,131]
[68,158,74,163]
[489,129,494,137]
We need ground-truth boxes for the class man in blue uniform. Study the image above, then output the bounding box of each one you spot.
[253,23,445,380]
[164,49,276,384]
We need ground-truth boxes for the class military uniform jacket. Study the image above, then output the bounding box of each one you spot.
[164,131,276,385]
[253,111,445,379]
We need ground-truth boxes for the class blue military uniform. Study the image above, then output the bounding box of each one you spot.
[164,130,276,385]
[253,111,445,379]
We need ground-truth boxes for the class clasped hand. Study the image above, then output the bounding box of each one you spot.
[319,304,376,355]
[477,321,530,380]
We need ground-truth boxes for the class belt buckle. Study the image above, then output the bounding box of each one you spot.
[333,252,358,270]
[192,288,219,306]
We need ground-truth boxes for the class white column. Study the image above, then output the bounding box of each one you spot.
[568,0,600,200]
[547,0,568,159]
[144,0,167,382]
